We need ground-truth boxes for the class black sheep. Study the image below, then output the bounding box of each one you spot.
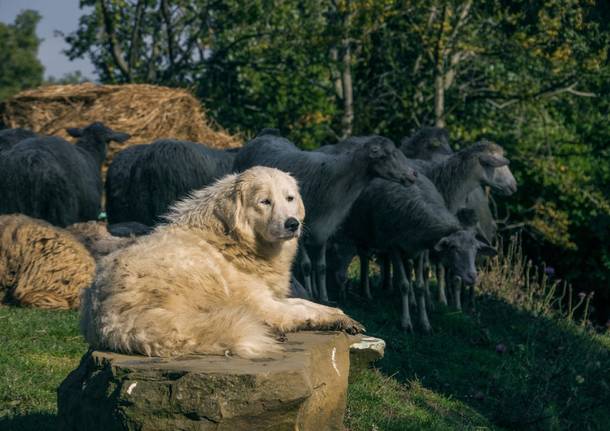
[343,176,496,332]
[0,122,129,227]
[106,140,238,226]
[0,128,37,152]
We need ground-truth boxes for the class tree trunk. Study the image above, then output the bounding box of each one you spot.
[340,41,354,138]
[434,71,445,127]
[330,47,343,100]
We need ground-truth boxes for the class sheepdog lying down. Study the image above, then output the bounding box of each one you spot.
[81,166,364,358]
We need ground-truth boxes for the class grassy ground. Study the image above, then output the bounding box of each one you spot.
[343,291,610,430]
[0,307,84,431]
[1,284,609,430]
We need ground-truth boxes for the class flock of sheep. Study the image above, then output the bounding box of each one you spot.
[0,121,516,334]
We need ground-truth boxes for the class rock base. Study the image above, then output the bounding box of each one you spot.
[58,332,350,431]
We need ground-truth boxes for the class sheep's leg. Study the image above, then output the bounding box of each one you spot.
[415,254,432,333]
[380,253,393,292]
[313,242,329,303]
[298,246,314,298]
[422,251,434,312]
[405,258,417,308]
[337,268,349,302]
[391,250,413,332]
[358,250,373,301]
[436,263,448,306]
[452,275,463,311]
[468,283,476,312]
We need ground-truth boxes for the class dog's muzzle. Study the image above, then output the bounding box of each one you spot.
[284,217,300,233]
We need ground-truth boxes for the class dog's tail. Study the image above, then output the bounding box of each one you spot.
[92,305,283,359]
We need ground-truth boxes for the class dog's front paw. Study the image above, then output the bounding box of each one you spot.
[333,315,366,335]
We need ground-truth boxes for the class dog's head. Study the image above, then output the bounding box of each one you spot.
[216,166,305,244]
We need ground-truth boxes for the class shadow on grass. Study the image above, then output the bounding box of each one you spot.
[0,413,57,431]
[342,287,610,430]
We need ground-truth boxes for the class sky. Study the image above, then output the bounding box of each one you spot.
[0,0,96,80]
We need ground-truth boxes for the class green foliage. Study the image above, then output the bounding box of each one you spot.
[0,10,44,101]
[45,70,89,85]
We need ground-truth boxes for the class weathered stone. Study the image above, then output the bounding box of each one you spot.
[349,335,386,372]
[58,331,350,431]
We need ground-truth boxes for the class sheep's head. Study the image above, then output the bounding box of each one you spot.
[67,122,130,145]
[433,208,496,286]
[462,141,517,196]
[400,127,453,162]
[363,136,417,186]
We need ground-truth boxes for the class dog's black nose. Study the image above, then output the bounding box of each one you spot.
[284,217,300,232]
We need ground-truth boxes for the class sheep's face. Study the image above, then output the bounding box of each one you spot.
[400,127,453,162]
[239,167,305,243]
[364,137,417,186]
[474,145,517,196]
[67,122,130,144]
[434,230,496,286]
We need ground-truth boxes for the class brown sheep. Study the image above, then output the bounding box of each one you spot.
[0,214,95,309]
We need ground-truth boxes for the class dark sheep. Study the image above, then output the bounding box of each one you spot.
[106,140,238,226]
[0,128,37,152]
[0,122,129,227]
[408,140,517,213]
[402,131,517,308]
[107,221,153,237]
[400,127,452,161]
[343,176,496,331]
[234,130,417,303]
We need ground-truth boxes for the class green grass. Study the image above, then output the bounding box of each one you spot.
[343,289,610,430]
[1,286,610,430]
[0,307,85,430]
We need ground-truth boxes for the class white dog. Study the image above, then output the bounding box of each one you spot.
[80,166,364,358]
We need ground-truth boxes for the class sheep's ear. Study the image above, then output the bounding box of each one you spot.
[66,127,83,138]
[456,208,478,227]
[477,242,497,257]
[109,131,130,143]
[433,237,451,252]
[429,138,441,148]
[257,128,281,137]
[475,226,492,245]
[368,143,384,159]
[479,153,509,167]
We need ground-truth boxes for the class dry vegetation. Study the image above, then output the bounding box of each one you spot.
[0,83,242,174]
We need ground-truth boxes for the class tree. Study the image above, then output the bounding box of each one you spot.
[0,10,44,101]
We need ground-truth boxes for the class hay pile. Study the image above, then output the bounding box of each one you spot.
[0,83,241,169]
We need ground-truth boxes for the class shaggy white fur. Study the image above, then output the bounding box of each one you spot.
[80,166,363,358]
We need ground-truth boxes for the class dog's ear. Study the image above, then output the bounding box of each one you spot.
[214,182,240,235]
[213,175,248,239]
[296,192,305,221]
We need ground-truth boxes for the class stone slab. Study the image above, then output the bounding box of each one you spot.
[58,331,350,431]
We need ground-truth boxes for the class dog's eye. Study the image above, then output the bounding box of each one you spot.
[260,198,272,206]
[286,196,294,202]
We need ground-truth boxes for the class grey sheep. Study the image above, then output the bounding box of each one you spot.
[234,129,417,303]
[343,176,496,332]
